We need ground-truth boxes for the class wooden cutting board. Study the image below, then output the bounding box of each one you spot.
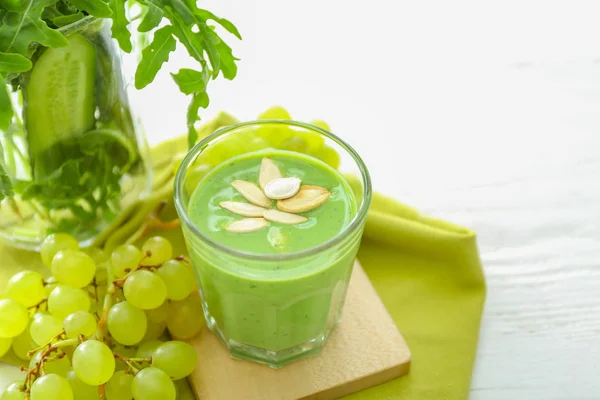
[186,261,411,400]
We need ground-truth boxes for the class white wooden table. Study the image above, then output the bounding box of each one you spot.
[132,1,600,398]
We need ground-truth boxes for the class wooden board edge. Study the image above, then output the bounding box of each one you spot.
[300,361,411,400]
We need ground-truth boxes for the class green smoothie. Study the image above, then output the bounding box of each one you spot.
[188,150,356,253]
[184,149,361,365]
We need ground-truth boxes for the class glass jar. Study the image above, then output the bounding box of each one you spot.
[174,120,372,368]
[0,17,151,249]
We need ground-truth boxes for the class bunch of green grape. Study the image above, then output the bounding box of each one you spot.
[0,233,202,400]
[184,106,341,193]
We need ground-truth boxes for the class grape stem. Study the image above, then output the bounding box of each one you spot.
[97,266,116,341]
[23,338,79,390]
[98,383,106,399]
[124,200,180,245]
[27,297,48,311]
[114,353,141,374]
[26,329,67,357]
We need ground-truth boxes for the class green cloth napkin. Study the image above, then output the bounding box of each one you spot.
[0,117,486,399]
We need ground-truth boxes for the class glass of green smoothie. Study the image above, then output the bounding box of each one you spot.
[174,120,371,368]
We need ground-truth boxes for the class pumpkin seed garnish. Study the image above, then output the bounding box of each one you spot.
[231,180,272,208]
[225,218,269,233]
[263,209,307,224]
[220,201,267,217]
[264,177,301,200]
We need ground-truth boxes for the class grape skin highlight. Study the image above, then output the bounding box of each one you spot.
[72,340,115,385]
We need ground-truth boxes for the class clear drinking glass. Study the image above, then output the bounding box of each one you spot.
[174,120,372,368]
[0,18,151,249]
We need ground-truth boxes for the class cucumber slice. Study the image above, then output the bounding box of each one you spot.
[25,33,97,162]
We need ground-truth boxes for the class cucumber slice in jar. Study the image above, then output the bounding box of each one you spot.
[25,33,97,166]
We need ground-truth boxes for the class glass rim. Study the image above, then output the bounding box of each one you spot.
[174,119,372,261]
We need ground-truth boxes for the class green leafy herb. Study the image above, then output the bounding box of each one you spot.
[187,91,209,148]
[134,24,175,89]
[0,52,32,72]
[171,68,208,95]
[0,0,68,55]
[0,162,13,202]
[0,0,241,149]
[69,0,112,19]
[0,74,12,130]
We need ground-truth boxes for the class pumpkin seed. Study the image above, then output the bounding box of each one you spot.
[277,185,331,213]
[264,177,301,200]
[231,180,272,207]
[220,201,267,217]
[259,158,283,190]
[264,209,307,224]
[225,218,268,233]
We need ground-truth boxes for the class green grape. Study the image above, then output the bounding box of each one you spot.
[66,369,101,399]
[146,302,168,324]
[48,285,90,320]
[5,270,45,307]
[156,260,196,301]
[0,381,26,400]
[44,276,58,297]
[30,374,73,400]
[84,247,108,264]
[309,119,331,131]
[94,261,109,286]
[51,249,96,288]
[107,301,147,345]
[195,134,248,167]
[312,144,340,169]
[40,233,79,267]
[63,311,97,339]
[0,299,28,338]
[131,367,175,400]
[136,340,163,358]
[143,321,167,341]
[184,163,212,194]
[140,237,172,266]
[30,312,62,346]
[111,245,143,278]
[152,341,198,380]
[306,120,329,151]
[246,136,271,152]
[256,106,294,146]
[280,136,309,153]
[11,326,36,360]
[29,350,71,376]
[167,296,204,339]
[123,270,167,310]
[258,105,291,120]
[0,337,11,358]
[105,370,133,400]
[72,340,115,385]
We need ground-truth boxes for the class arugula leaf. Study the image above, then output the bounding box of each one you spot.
[171,68,208,95]
[138,0,163,33]
[166,0,194,25]
[107,0,132,53]
[0,75,12,131]
[135,25,176,89]
[167,11,204,63]
[195,9,242,40]
[70,0,112,18]
[0,52,32,72]
[0,162,13,202]
[197,24,219,78]
[0,0,68,59]
[186,91,209,148]
[53,12,86,27]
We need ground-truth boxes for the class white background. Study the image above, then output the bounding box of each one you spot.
[129,1,600,398]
